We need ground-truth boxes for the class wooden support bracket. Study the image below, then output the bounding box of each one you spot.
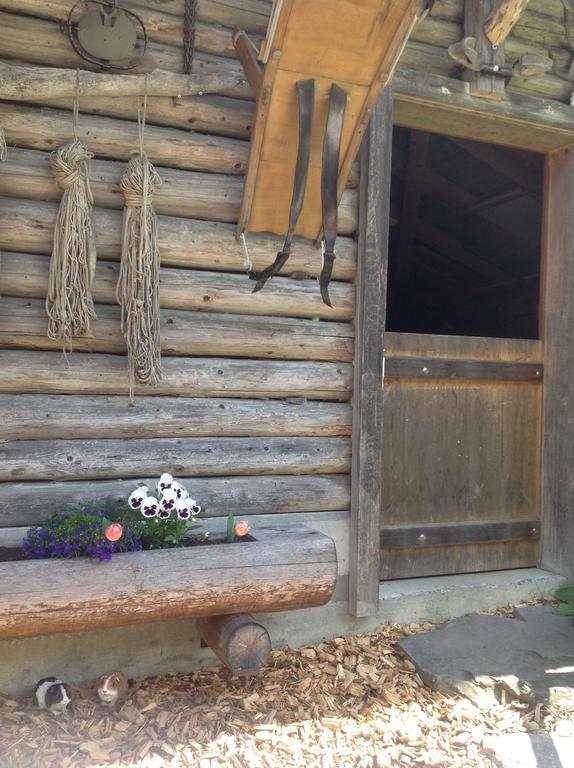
[232,28,263,98]
[197,613,271,674]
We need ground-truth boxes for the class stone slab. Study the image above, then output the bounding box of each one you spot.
[481,733,574,768]
[398,605,574,707]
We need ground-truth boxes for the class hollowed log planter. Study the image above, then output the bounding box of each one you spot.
[0,524,337,641]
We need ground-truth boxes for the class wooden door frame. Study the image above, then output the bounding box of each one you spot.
[349,69,574,617]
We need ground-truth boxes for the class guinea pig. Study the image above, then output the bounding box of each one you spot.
[34,677,72,715]
[96,671,129,706]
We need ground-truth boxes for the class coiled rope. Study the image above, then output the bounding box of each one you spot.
[116,81,162,397]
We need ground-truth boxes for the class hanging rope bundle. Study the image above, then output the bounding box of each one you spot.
[116,88,162,395]
[46,73,97,350]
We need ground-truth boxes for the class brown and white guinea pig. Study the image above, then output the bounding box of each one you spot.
[34,677,72,715]
[96,671,129,706]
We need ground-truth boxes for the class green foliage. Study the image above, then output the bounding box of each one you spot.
[553,585,574,616]
[139,515,198,550]
[554,586,574,604]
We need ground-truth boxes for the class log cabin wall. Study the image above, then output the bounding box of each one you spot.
[0,1,356,536]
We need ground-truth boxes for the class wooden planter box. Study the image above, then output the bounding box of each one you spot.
[0,524,337,640]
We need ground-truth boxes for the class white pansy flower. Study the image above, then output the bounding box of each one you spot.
[141,496,159,518]
[128,485,149,510]
[160,488,178,513]
[176,497,192,520]
[157,472,173,494]
[188,498,202,517]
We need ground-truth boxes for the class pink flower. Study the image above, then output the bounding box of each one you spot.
[105,523,123,542]
[234,520,251,537]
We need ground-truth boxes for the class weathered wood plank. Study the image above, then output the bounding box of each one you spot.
[0,199,357,281]
[381,518,540,548]
[384,331,543,362]
[540,148,574,581]
[380,539,538,579]
[0,102,248,175]
[0,436,351,481]
[349,88,392,618]
[0,351,353,400]
[0,148,358,235]
[0,298,354,362]
[0,474,351,527]
[0,395,351,441]
[382,379,541,526]
[0,525,337,639]
[393,68,574,152]
[0,252,355,321]
[385,357,543,381]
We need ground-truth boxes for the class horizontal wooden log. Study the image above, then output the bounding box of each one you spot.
[0,102,248,175]
[0,0,268,52]
[0,13,252,99]
[0,62,244,101]
[0,351,353,400]
[0,148,358,234]
[0,298,354,362]
[197,613,271,673]
[0,199,357,281]
[0,436,351,482]
[380,518,540,549]
[0,394,351,441]
[0,474,351,527]
[0,252,355,321]
[0,524,337,639]
[43,92,255,140]
[385,356,543,381]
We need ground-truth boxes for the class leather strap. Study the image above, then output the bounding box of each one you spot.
[320,83,347,307]
[252,79,315,293]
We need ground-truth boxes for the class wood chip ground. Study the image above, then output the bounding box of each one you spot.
[1,611,572,768]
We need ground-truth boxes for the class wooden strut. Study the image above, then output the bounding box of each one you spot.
[484,0,531,47]
[0,62,245,101]
[197,613,271,674]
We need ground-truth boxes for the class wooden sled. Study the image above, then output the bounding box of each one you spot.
[234,0,423,242]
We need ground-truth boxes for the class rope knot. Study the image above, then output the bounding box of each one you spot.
[50,141,93,192]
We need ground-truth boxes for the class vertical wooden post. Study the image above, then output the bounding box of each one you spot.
[349,86,393,617]
[464,0,506,100]
[540,147,574,581]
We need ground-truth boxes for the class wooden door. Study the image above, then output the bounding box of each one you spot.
[380,332,542,579]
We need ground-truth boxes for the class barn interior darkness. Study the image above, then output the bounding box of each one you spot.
[386,128,544,339]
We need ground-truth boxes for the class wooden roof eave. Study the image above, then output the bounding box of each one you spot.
[393,67,574,154]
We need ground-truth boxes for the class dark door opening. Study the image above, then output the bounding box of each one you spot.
[386,128,544,340]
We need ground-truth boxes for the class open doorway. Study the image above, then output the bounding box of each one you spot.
[380,128,545,580]
[386,128,544,340]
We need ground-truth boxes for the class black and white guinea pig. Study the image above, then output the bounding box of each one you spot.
[34,677,72,715]
[96,670,129,706]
